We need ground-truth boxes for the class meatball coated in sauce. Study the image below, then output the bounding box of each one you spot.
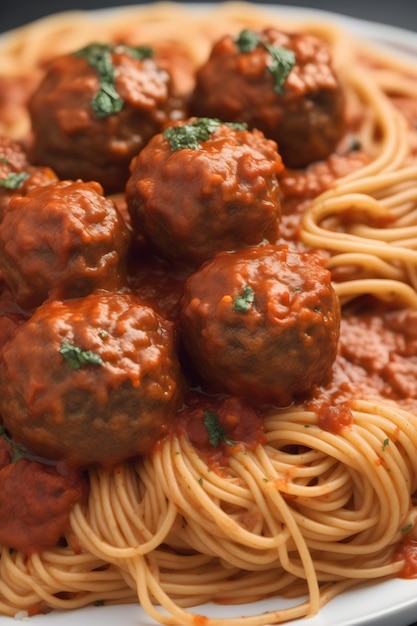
[28,43,186,194]
[126,118,283,268]
[190,28,346,168]
[151,40,197,101]
[0,136,57,220]
[180,244,341,406]
[0,180,130,312]
[0,459,87,554]
[0,291,184,468]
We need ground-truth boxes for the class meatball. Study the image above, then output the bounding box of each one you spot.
[189,28,346,168]
[126,117,283,268]
[0,459,87,554]
[28,43,186,193]
[180,244,340,406]
[0,291,184,467]
[0,136,57,221]
[151,40,197,100]
[0,179,130,311]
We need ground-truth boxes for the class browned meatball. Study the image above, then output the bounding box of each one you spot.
[152,40,197,100]
[0,179,130,311]
[180,244,340,406]
[0,136,57,221]
[28,43,186,194]
[0,459,87,554]
[190,28,346,168]
[126,117,283,268]
[0,291,184,467]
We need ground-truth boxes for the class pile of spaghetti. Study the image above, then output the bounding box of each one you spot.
[0,3,417,625]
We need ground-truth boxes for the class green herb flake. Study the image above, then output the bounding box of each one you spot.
[74,43,154,118]
[264,43,296,95]
[382,438,390,451]
[163,117,247,151]
[203,410,236,448]
[235,29,296,95]
[0,171,30,190]
[233,285,255,313]
[75,43,114,78]
[349,136,362,151]
[59,341,103,370]
[91,82,124,118]
[401,523,413,535]
[118,44,154,61]
[235,29,260,53]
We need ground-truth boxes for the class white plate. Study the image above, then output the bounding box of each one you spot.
[12,577,417,626]
[1,4,417,626]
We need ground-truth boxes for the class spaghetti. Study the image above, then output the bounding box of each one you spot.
[0,3,417,625]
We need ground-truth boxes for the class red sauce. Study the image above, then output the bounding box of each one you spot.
[393,537,417,578]
[174,394,266,468]
[0,311,23,351]
[0,75,38,137]
[331,308,417,413]
[127,247,190,323]
[307,397,353,433]
[0,438,12,469]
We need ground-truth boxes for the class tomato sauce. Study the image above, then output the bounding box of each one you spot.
[307,397,353,433]
[174,394,266,468]
[0,438,12,469]
[127,246,190,323]
[394,537,417,578]
[334,308,417,413]
[0,75,38,137]
[296,305,417,433]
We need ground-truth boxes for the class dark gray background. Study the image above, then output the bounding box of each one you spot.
[1,0,417,33]
[1,2,417,624]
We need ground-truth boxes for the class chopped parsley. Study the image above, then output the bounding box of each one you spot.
[163,117,247,151]
[59,341,103,370]
[401,523,413,535]
[349,136,362,151]
[233,285,255,313]
[0,171,29,189]
[236,29,260,52]
[204,410,236,448]
[74,43,154,118]
[235,29,296,95]
[119,44,154,61]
